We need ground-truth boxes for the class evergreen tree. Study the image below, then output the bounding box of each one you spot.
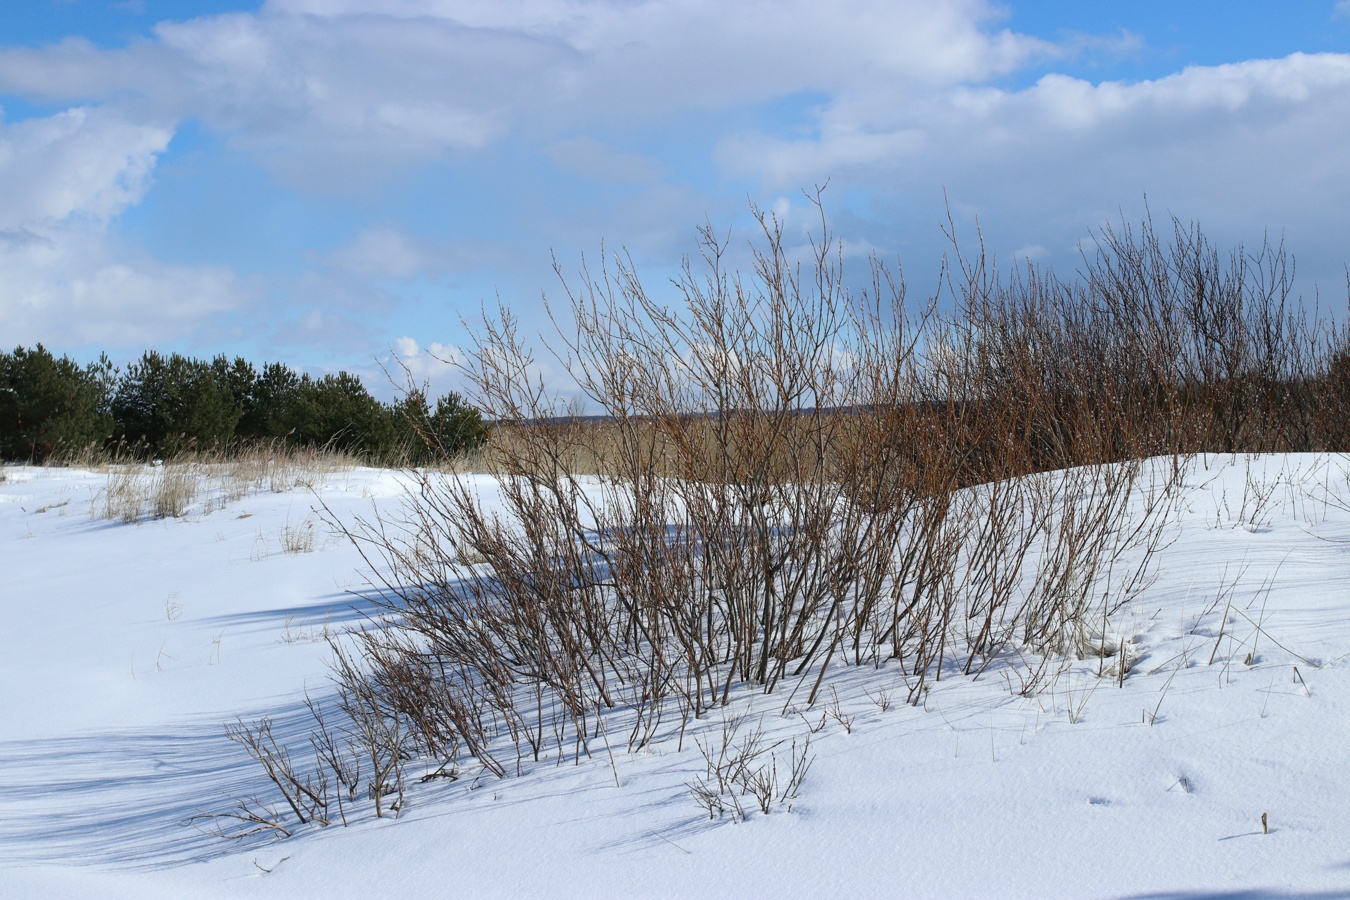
[238,361,303,441]
[429,390,488,457]
[112,352,242,456]
[387,386,489,464]
[4,345,488,465]
[0,345,114,462]
[389,386,435,464]
[292,371,394,457]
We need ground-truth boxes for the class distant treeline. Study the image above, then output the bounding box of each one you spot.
[0,345,488,464]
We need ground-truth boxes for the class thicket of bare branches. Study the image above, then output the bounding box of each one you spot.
[216,198,1350,837]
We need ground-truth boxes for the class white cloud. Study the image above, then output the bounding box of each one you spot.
[0,1,1051,191]
[712,51,1350,286]
[0,105,249,349]
[380,333,479,400]
[722,52,1350,185]
[0,106,172,228]
[1336,1,1350,21]
[0,225,247,348]
[390,334,461,376]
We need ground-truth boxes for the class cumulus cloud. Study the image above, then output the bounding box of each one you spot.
[0,226,247,348]
[721,53,1350,185]
[0,1,1051,190]
[383,333,492,402]
[391,334,461,374]
[0,106,171,227]
[0,104,252,349]
[716,51,1350,288]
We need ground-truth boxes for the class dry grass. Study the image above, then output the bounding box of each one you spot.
[92,464,200,522]
[96,467,151,523]
[217,442,358,495]
[89,442,359,524]
[152,465,200,518]
[44,440,124,472]
[279,519,317,554]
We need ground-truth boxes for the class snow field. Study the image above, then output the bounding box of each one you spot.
[2,454,1350,897]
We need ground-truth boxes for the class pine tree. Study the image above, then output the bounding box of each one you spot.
[0,345,114,462]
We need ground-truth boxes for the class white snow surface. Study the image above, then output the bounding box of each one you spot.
[3,455,1350,898]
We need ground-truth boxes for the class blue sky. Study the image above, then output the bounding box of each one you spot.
[2,1,1349,397]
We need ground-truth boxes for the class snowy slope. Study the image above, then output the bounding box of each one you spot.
[3,455,1350,898]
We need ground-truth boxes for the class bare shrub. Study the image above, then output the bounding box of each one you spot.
[322,197,1191,782]
[688,713,813,820]
[328,640,411,818]
[201,647,415,839]
[217,716,332,835]
[221,199,1346,839]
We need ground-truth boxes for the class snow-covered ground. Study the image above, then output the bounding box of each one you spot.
[3,455,1350,898]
